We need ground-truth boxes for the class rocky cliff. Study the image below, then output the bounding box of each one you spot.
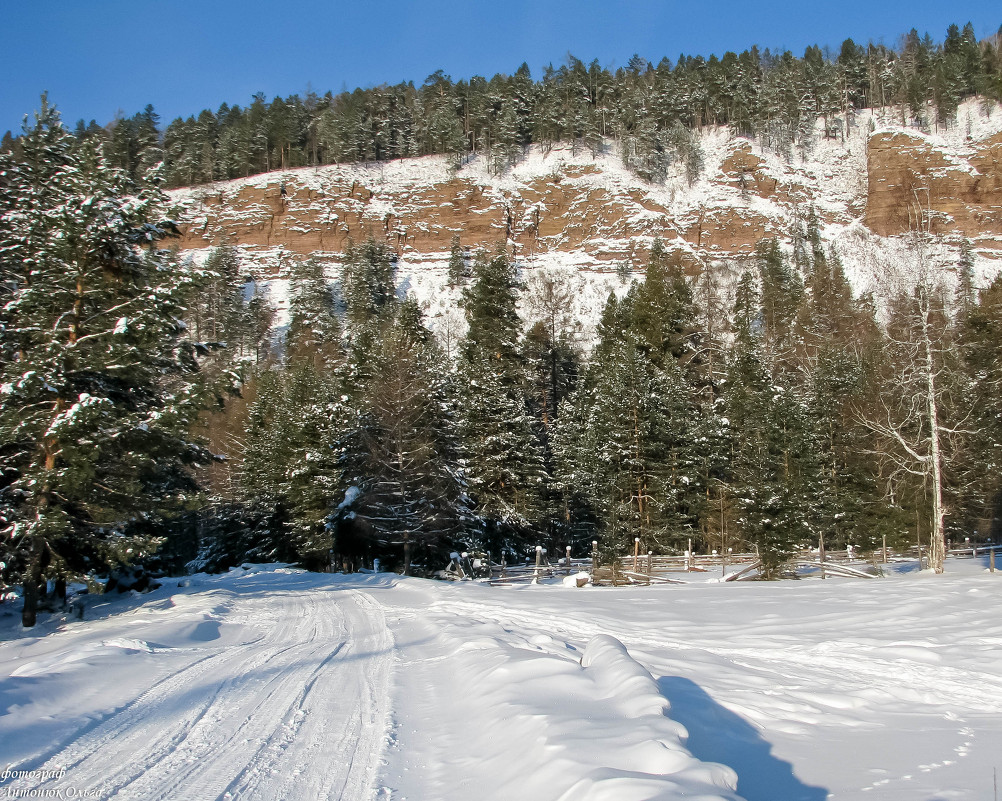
[167,99,1002,333]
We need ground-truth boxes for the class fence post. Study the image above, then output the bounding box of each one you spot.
[591,540,598,578]
[686,538,692,571]
[534,545,542,584]
[566,545,572,575]
[882,534,887,564]
[990,545,996,574]
[634,538,640,572]
[647,551,653,575]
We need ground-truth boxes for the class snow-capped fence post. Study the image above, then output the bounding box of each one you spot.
[882,534,888,564]
[566,546,572,575]
[534,546,543,584]
[591,541,599,578]
[634,538,640,572]
[647,551,653,575]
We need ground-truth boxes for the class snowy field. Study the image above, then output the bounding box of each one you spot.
[1,560,1000,801]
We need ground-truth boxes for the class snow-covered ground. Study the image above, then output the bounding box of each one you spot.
[2,559,1000,800]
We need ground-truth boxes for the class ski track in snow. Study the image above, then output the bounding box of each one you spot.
[4,580,391,801]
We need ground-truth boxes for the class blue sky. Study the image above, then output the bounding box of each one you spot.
[2,1,1000,134]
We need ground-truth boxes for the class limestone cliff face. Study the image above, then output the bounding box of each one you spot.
[865,129,1002,246]
[168,100,1002,277]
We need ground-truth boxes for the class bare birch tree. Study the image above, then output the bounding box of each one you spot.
[860,231,970,573]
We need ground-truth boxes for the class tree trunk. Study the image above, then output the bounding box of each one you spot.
[21,551,43,628]
[923,309,947,573]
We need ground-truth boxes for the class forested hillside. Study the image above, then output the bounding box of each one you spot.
[3,23,1000,189]
[3,23,1002,627]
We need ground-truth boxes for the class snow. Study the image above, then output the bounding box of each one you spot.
[2,558,1001,800]
[0,567,391,800]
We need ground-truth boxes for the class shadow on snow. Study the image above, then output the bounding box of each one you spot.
[657,675,829,801]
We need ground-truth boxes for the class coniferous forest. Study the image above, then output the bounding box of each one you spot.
[4,23,1001,186]
[3,23,1002,627]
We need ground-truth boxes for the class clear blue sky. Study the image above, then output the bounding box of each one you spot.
[2,0,1000,134]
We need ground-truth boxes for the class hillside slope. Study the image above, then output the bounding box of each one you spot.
[167,98,1002,338]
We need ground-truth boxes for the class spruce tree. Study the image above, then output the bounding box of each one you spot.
[286,254,342,368]
[958,273,1002,538]
[628,239,699,370]
[343,302,467,574]
[240,364,344,570]
[457,249,545,554]
[447,234,466,285]
[724,271,815,575]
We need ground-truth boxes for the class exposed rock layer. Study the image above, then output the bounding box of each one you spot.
[170,113,1002,268]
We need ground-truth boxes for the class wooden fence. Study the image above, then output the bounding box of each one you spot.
[477,542,1001,586]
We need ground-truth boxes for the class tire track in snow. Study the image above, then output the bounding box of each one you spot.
[26,586,392,801]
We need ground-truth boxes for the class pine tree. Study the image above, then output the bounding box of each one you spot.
[0,98,210,626]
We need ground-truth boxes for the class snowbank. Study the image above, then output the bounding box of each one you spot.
[559,635,741,800]
[382,609,741,801]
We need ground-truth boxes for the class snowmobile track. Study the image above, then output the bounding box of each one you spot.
[24,587,392,801]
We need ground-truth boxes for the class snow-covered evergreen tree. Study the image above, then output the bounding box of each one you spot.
[341,301,467,574]
[0,98,210,625]
[457,249,545,554]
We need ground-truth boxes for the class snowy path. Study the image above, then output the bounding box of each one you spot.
[0,570,392,801]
